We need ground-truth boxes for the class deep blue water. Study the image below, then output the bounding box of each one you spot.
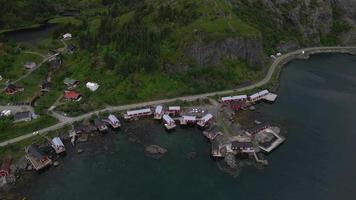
[24,53,356,200]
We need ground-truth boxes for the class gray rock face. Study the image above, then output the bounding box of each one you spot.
[187,36,264,67]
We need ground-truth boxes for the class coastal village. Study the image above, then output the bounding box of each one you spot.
[0,32,286,190]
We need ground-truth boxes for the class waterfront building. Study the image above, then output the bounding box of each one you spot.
[221,95,248,103]
[180,115,196,125]
[197,113,213,127]
[163,114,176,130]
[154,105,164,120]
[51,137,66,154]
[246,123,272,136]
[124,108,152,120]
[94,119,108,132]
[26,144,52,171]
[167,106,181,116]
[249,90,270,102]
[107,114,121,128]
[231,141,255,153]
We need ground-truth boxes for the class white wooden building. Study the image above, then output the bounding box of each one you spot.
[163,114,176,130]
[197,113,213,127]
[124,108,152,120]
[154,105,164,120]
[51,137,66,154]
[221,95,248,103]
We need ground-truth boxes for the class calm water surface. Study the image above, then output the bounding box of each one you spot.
[25,53,356,200]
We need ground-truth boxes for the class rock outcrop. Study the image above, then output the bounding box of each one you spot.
[187,36,264,67]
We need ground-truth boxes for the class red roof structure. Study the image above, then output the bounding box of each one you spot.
[64,91,81,101]
[0,158,12,177]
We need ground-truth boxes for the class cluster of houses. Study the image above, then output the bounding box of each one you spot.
[62,78,100,101]
[124,105,214,130]
[220,89,278,111]
[24,113,121,171]
[202,122,284,164]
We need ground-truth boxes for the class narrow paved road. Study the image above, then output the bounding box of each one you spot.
[1,46,356,147]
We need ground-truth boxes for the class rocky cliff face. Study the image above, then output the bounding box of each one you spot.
[187,36,264,67]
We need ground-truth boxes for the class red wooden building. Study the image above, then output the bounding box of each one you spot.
[0,158,12,177]
[64,90,82,101]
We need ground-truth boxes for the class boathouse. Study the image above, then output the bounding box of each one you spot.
[167,106,181,116]
[163,114,176,130]
[26,144,52,171]
[64,90,82,101]
[0,158,11,177]
[246,123,271,136]
[249,90,270,102]
[94,119,108,132]
[221,95,248,103]
[124,108,152,120]
[197,113,213,127]
[154,105,164,120]
[180,115,196,125]
[231,141,255,153]
[51,137,65,154]
[107,114,121,128]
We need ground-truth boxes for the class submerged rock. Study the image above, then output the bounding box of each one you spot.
[145,145,167,155]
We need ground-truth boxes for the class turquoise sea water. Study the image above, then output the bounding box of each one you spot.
[24,53,356,200]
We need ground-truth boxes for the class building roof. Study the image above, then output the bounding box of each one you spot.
[108,114,119,123]
[168,106,180,111]
[221,95,248,102]
[200,113,213,122]
[182,115,196,121]
[14,111,32,121]
[28,144,46,160]
[24,61,36,69]
[126,108,151,116]
[64,91,81,99]
[249,90,269,100]
[86,82,99,91]
[63,78,78,86]
[163,114,174,124]
[155,105,163,114]
[231,141,253,149]
[246,123,271,135]
[52,137,64,147]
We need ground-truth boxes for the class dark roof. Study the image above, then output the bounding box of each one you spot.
[14,111,32,121]
[231,141,253,149]
[63,78,78,86]
[246,123,271,134]
[94,119,106,127]
[28,144,46,160]
[41,81,52,88]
